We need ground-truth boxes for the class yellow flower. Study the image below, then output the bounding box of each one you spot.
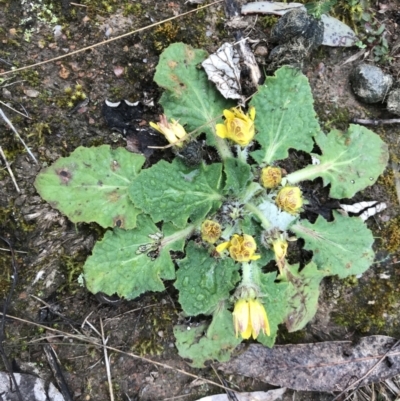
[149,114,187,148]
[272,238,288,274]
[233,298,270,339]
[216,234,260,262]
[201,220,222,244]
[216,107,256,147]
[261,166,282,189]
[276,186,303,215]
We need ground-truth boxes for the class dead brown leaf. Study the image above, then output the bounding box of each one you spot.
[219,336,400,392]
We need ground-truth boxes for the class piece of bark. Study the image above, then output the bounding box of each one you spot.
[219,336,400,392]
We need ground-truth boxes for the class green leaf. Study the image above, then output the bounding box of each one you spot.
[129,159,224,226]
[154,43,233,147]
[34,145,145,229]
[286,125,389,198]
[257,272,290,348]
[250,66,321,164]
[175,241,240,316]
[283,262,326,332]
[223,157,253,196]
[174,308,242,368]
[291,212,375,278]
[84,215,191,299]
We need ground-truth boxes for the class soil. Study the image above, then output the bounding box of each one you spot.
[0,0,400,400]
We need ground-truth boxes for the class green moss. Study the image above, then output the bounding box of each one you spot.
[333,264,400,335]
[260,15,278,28]
[314,102,350,132]
[123,3,142,17]
[131,301,176,356]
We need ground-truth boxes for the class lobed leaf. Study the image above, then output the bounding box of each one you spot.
[84,215,188,300]
[283,262,326,332]
[291,212,375,278]
[250,66,321,165]
[286,125,389,198]
[175,241,240,316]
[154,42,233,146]
[174,308,242,368]
[223,157,253,196]
[256,272,290,348]
[129,159,224,226]
[34,145,145,229]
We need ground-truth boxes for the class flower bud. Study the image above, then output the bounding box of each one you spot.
[276,186,303,215]
[260,166,282,189]
[201,220,221,244]
[233,298,270,339]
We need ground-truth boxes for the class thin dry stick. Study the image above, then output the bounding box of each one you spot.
[0,146,20,193]
[100,319,115,401]
[0,0,223,77]
[0,108,37,163]
[0,312,237,394]
[0,100,32,120]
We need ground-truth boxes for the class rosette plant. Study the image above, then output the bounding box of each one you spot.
[35,43,388,367]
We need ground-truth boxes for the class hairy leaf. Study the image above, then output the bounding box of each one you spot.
[174,308,242,368]
[154,42,232,146]
[84,215,190,299]
[223,157,253,196]
[175,241,240,316]
[291,212,375,278]
[34,145,145,229]
[286,126,389,198]
[129,159,224,226]
[250,66,321,164]
[257,272,290,348]
[283,262,326,332]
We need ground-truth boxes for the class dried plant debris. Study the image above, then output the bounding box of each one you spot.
[219,336,400,392]
[202,40,261,104]
[202,43,242,100]
[340,201,387,222]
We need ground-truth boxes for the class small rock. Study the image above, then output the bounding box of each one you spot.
[349,64,393,104]
[386,87,400,116]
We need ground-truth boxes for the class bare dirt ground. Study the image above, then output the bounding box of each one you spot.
[1,0,400,400]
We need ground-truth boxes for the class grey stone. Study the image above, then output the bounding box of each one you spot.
[387,87,400,116]
[350,64,393,104]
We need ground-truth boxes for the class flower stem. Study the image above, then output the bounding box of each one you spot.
[215,135,233,160]
[244,202,270,230]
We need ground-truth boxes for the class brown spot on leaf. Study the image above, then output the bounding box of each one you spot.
[56,168,72,185]
[113,216,125,228]
[167,60,178,69]
[107,190,120,202]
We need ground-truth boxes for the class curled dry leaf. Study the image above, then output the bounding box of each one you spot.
[219,336,400,392]
[202,43,242,100]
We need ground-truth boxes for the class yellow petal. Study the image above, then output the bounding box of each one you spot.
[249,106,256,121]
[250,299,270,338]
[149,121,162,133]
[223,109,236,120]
[216,241,230,253]
[216,124,228,139]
